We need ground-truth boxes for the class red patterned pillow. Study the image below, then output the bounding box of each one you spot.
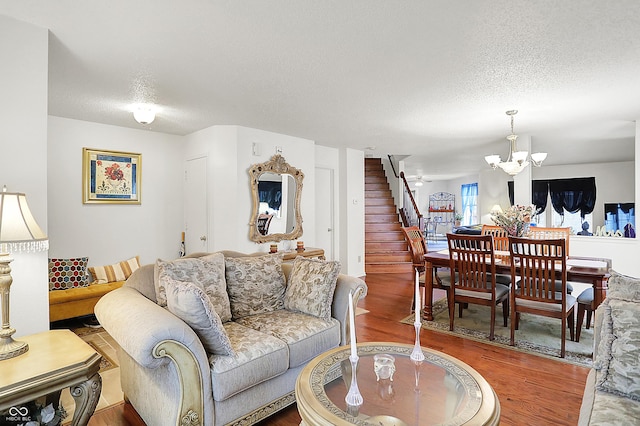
[49,257,90,291]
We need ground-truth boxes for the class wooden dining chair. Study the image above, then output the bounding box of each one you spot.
[446,233,510,341]
[401,226,452,313]
[526,226,574,294]
[508,236,576,358]
[480,225,512,286]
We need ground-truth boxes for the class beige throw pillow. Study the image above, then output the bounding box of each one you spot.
[89,256,140,284]
[225,254,286,319]
[165,277,235,356]
[156,253,232,322]
[284,257,341,320]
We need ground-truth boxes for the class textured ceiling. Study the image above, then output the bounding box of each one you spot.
[1,0,638,179]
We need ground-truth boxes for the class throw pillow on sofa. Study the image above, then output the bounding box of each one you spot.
[88,256,140,284]
[594,270,640,401]
[48,257,90,290]
[156,252,232,322]
[225,254,286,319]
[284,257,341,320]
[165,276,236,356]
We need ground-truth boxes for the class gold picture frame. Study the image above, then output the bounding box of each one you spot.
[82,148,142,204]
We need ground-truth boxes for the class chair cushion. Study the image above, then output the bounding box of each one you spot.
[165,277,235,356]
[225,254,286,319]
[577,287,594,304]
[155,253,232,322]
[455,283,510,300]
[515,292,577,312]
[283,257,341,320]
[235,310,340,368]
[209,321,289,401]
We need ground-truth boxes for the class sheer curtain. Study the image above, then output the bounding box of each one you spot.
[461,183,478,225]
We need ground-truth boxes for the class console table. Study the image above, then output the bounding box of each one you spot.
[0,329,102,426]
[281,247,325,261]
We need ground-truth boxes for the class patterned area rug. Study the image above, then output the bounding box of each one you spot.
[401,298,594,367]
[85,340,118,373]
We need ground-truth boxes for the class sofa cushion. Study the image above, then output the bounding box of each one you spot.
[284,257,341,320]
[156,253,232,322]
[89,256,140,284]
[588,386,640,424]
[235,309,340,368]
[208,321,289,401]
[165,278,235,356]
[225,254,286,319]
[48,257,90,290]
[594,298,640,401]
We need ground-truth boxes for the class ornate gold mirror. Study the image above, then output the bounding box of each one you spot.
[249,154,304,243]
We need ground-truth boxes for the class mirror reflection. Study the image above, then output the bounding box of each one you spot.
[249,155,304,243]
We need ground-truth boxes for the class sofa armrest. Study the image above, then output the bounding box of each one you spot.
[95,286,210,371]
[95,287,212,425]
[332,274,368,345]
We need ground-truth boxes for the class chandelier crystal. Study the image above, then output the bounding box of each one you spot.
[485,110,547,176]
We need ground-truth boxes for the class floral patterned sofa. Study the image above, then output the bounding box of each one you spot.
[95,250,367,426]
[578,270,640,424]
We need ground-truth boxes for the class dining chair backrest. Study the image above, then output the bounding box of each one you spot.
[508,236,568,303]
[527,226,571,255]
[401,226,427,272]
[481,225,509,251]
[447,233,496,293]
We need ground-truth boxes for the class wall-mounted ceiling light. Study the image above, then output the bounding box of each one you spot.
[132,104,156,125]
[485,110,547,176]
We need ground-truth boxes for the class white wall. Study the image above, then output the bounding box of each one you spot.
[1,16,49,336]
[47,117,185,266]
[340,148,365,276]
[184,125,316,254]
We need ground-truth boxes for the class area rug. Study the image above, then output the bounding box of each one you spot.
[85,340,118,373]
[401,299,594,367]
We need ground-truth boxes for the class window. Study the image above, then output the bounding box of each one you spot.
[461,183,478,225]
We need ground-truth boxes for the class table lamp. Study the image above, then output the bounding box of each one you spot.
[0,186,48,360]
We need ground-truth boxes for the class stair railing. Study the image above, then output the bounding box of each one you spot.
[399,171,424,231]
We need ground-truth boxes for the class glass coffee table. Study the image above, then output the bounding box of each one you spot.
[295,342,500,425]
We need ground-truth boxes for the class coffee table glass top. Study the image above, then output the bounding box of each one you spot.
[298,342,499,426]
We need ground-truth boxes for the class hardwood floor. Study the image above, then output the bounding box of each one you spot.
[89,272,590,425]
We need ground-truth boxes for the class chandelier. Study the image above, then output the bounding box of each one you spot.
[485,110,547,176]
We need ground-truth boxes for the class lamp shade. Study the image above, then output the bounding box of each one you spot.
[0,188,48,253]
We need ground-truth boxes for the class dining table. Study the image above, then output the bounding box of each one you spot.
[422,249,611,321]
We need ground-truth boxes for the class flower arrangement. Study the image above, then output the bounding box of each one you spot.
[491,205,534,236]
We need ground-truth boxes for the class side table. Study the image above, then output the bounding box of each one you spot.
[282,247,325,261]
[0,329,102,426]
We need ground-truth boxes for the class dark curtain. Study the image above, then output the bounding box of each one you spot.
[258,181,282,210]
[549,177,596,218]
[532,180,549,216]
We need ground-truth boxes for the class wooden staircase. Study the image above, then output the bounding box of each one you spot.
[364,158,413,273]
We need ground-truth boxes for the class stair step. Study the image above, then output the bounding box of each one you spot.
[364,189,391,198]
[366,223,402,232]
[365,214,400,223]
[365,176,388,183]
[365,262,414,274]
[366,241,408,251]
[366,205,397,214]
[365,183,391,191]
[365,232,405,241]
[365,198,395,206]
[366,253,412,262]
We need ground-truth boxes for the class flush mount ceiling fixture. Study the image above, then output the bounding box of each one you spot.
[414,176,424,187]
[132,103,156,125]
[485,110,547,176]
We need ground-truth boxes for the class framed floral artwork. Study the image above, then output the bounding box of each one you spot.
[82,148,142,204]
